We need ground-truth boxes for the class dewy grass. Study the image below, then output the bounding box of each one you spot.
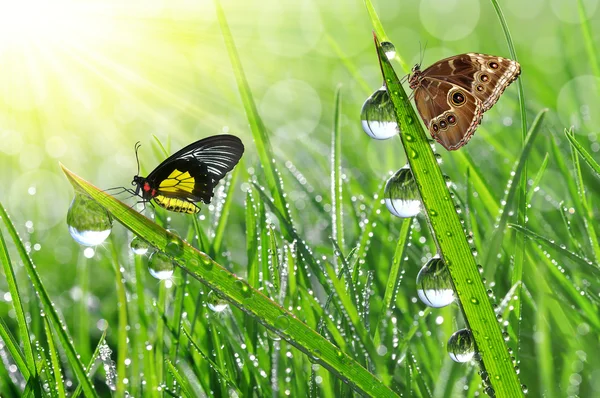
[60,164,398,396]
[371,35,522,396]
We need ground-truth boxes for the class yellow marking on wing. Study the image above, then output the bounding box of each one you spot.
[153,195,199,214]
[158,169,196,193]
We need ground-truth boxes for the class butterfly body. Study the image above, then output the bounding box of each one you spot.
[131,135,244,213]
[408,53,520,150]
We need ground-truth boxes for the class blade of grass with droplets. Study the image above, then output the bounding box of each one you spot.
[373,217,411,347]
[253,184,381,366]
[0,224,35,379]
[211,166,241,256]
[508,223,598,273]
[569,135,600,263]
[331,86,344,251]
[526,154,549,203]
[44,318,66,398]
[108,237,128,395]
[372,35,523,396]
[565,129,600,179]
[182,327,243,396]
[72,329,108,398]
[0,203,98,397]
[482,109,547,278]
[0,317,29,382]
[61,164,398,397]
[213,0,289,218]
[490,0,529,365]
[165,360,194,397]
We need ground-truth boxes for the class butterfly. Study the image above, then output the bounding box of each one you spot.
[408,53,520,150]
[129,135,244,214]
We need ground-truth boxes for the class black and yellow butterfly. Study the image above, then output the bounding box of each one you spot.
[129,135,244,214]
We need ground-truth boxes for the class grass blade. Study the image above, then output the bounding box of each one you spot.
[565,128,600,179]
[213,0,289,218]
[0,224,35,379]
[0,203,98,398]
[61,164,398,397]
[372,34,522,396]
[482,109,547,278]
[331,86,344,251]
[44,319,66,398]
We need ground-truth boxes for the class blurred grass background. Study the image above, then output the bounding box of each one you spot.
[1,0,600,396]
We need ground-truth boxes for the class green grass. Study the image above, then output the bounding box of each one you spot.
[1,0,600,397]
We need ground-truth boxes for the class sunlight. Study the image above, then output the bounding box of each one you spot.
[0,0,81,50]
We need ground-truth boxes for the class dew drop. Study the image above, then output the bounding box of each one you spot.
[416,257,454,308]
[148,251,174,280]
[206,291,228,312]
[130,236,150,255]
[381,41,396,60]
[521,385,528,394]
[165,230,184,257]
[234,280,252,298]
[275,315,291,331]
[67,194,112,246]
[360,86,399,140]
[447,329,475,363]
[384,166,421,218]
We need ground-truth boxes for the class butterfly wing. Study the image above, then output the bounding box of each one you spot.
[414,78,484,150]
[421,53,520,111]
[147,135,244,206]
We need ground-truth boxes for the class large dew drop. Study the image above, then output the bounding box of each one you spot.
[148,251,174,280]
[447,329,475,363]
[381,41,396,60]
[130,236,150,255]
[416,257,455,308]
[67,194,112,246]
[384,166,421,218]
[360,86,399,140]
[206,291,228,312]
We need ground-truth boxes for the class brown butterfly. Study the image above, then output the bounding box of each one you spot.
[408,53,520,150]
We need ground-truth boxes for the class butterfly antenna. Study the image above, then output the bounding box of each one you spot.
[134,141,142,176]
[420,40,428,66]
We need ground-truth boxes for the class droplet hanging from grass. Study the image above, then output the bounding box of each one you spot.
[148,251,174,280]
[384,166,421,218]
[380,41,396,60]
[130,236,150,255]
[206,290,228,312]
[447,329,475,363]
[67,193,112,246]
[360,86,399,140]
[416,257,454,307]
[165,229,184,257]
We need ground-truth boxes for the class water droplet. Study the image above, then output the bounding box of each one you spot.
[447,329,475,363]
[275,315,290,331]
[406,115,414,125]
[148,251,174,280]
[384,166,421,218]
[521,384,528,394]
[405,133,414,142]
[409,149,419,159]
[165,230,184,257]
[360,86,399,140]
[381,41,396,59]
[206,291,228,312]
[470,297,480,305]
[67,194,112,246]
[434,153,443,164]
[416,257,454,308]
[130,236,150,255]
[234,280,252,298]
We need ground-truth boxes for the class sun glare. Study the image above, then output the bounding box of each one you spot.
[0,0,81,49]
